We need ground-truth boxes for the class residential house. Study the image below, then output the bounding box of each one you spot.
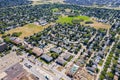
[39,19,48,26]
[86,67,96,75]
[114,75,119,80]
[10,37,22,45]
[50,48,62,54]
[63,54,72,61]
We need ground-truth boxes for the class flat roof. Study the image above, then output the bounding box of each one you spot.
[41,54,53,62]
[50,48,62,54]
[32,47,43,56]
[4,63,26,80]
[0,72,7,79]
[70,64,79,74]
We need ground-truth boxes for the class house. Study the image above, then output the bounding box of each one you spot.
[63,54,72,61]
[114,75,119,80]
[32,47,43,56]
[86,67,96,73]
[118,60,120,64]
[50,48,62,54]
[41,54,53,63]
[0,72,7,80]
[97,51,104,58]
[2,63,27,80]
[63,45,71,50]
[23,42,33,50]
[116,64,120,69]
[75,59,85,66]
[39,19,48,26]
[53,12,62,15]
[0,42,7,52]
[0,37,3,42]
[94,56,101,64]
[10,37,22,45]
[56,58,66,66]
[115,71,120,76]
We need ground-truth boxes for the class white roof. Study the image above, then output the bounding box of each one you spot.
[0,72,7,79]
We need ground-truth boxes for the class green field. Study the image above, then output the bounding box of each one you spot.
[56,15,111,29]
[56,15,90,24]
[52,8,59,12]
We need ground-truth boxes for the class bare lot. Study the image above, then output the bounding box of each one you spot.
[5,23,53,39]
[31,0,64,5]
[81,20,111,29]
[0,52,21,73]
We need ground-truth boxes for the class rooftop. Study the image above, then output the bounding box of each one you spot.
[32,47,43,56]
[67,64,79,76]
[0,42,6,46]
[41,54,53,62]
[63,54,71,61]
[3,63,26,80]
[10,37,22,44]
[0,72,7,80]
[56,58,66,66]
[50,48,62,54]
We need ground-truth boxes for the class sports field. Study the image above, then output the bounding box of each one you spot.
[57,15,111,29]
[56,15,90,24]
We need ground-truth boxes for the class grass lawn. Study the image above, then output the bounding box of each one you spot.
[52,8,59,12]
[56,15,90,24]
[99,60,104,66]
[57,15,111,29]
[5,23,52,39]
[74,16,90,21]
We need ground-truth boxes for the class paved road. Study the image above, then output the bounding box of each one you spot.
[88,32,97,43]
[21,59,56,80]
[21,55,71,80]
[96,42,115,80]
[15,38,71,80]
[21,59,46,80]
[62,48,83,73]
[96,34,119,80]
